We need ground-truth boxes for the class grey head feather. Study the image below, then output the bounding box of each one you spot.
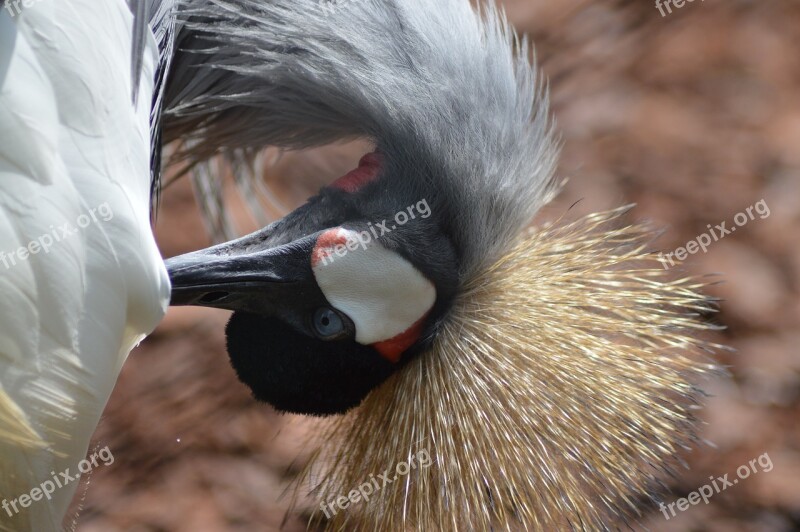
[130,0,180,206]
[130,0,149,105]
[159,0,559,279]
[146,0,180,206]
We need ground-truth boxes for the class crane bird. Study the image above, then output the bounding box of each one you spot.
[0,0,719,530]
[161,0,720,530]
[0,0,169,529]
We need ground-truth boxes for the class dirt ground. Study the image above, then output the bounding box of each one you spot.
[72,1,800,530]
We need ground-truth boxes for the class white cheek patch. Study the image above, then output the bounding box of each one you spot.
[311,228,436,352]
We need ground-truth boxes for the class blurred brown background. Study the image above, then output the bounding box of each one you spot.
[72,1,799,530]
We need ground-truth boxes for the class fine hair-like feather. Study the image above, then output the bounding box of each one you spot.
[301,208,723,530]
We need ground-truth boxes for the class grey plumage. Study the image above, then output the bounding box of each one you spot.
[155,0,559,278]
[130,0,148,104]
[131,0,179,204]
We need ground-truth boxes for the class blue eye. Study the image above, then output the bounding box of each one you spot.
[313,307,345,339]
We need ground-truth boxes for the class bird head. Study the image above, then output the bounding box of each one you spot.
[166,151,460,415]
[161,0,557,421]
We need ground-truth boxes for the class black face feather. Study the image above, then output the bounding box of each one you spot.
[225,311,396,415]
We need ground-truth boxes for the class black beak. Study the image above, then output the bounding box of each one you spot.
[165,238,313,313]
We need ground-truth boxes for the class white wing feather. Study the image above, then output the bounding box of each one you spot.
[0,1,168,529]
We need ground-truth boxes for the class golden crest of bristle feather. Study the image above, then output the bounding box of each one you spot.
[301,206,722,531]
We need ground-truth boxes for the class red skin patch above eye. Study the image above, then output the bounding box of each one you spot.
[371,314,428,364]
[311,228,349,268]
[330,152,383,193]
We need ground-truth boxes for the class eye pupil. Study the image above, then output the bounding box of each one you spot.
[313,307,345,338]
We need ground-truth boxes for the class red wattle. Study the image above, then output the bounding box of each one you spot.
[371,314,428,364]
[330,152,383,193]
